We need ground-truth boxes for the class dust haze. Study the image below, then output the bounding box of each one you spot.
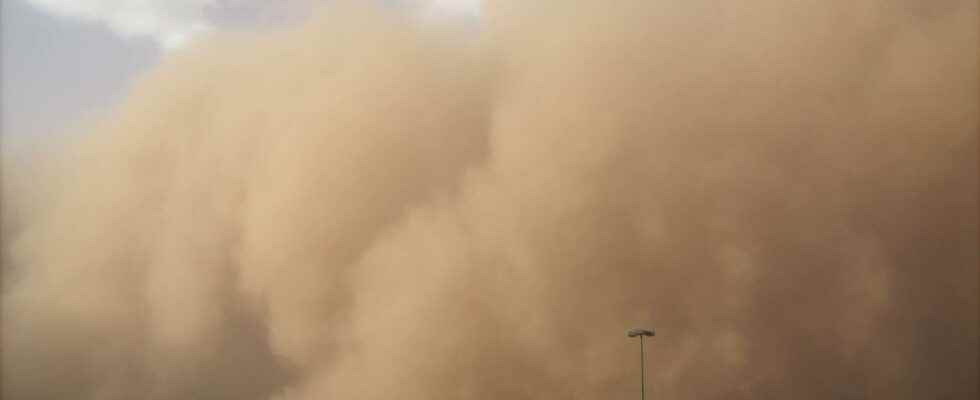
[2,1,977,399]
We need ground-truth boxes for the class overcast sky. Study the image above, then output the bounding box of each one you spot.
[2,0,159,138]
[1,0,480,141]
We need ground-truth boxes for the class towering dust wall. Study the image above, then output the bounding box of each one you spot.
[2,1,977,399]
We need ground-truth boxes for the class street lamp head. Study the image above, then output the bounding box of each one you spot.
[627,328,655,337]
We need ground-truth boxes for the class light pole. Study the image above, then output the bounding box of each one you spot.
[627,328,655,400]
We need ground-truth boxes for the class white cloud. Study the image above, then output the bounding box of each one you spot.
[26,0,217,49]
[25,0,482,49]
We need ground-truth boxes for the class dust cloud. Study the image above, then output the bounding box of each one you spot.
[2,1,977,399]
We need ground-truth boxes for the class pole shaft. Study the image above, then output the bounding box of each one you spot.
[640,336,645,400]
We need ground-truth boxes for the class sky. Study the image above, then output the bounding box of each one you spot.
[1,0,481,139]
[1,0,158,138]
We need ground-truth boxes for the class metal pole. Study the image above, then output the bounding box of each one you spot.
[640,335,645,400]
[627,328,654,400]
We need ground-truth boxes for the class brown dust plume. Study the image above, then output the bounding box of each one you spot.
[2,1,977,399]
